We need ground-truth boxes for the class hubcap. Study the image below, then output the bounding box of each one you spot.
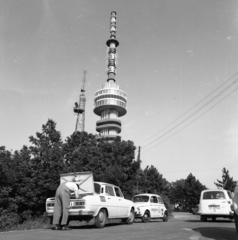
[99,212,105,222]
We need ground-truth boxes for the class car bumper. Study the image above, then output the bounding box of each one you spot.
[135,212,142,217]
[200,212,234,217]
[44,210,95,217]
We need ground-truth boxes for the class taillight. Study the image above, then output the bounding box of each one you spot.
[71,201,85,209]
[46,202,54,210]
[47,203,54,207]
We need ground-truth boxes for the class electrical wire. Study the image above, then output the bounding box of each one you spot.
[140,71,238,147]
[142,86,238,154]
[142,78,238,150]
[159,163,238,174]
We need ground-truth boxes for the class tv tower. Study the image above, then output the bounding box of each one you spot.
[74,70,87,132]
[94,11,127,140]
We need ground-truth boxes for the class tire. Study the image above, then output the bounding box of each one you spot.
[142,211,150,223]
[95,209,107,228]
[123,208,135,224]
[163,211,169,222]
[49,217,53,225]
[201,216,207,222]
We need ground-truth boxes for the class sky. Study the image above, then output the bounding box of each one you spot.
[0,0,238,189]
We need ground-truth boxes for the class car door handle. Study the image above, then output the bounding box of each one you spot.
[107,198,111,200]
[118,199,121,201]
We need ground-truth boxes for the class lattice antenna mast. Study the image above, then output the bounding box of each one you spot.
[74,70,87,133]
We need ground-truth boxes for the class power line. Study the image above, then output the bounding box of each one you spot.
[142,78,238,150]
[159,163,238,174]
[140,71,238,146]
[142,86,238,154]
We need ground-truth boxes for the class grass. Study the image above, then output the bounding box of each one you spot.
[0,216,51,232]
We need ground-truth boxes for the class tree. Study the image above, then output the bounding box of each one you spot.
[138,165,169,195]
[0,146,14,214]
[63,134,139,199]
[214,167,236,192]
[170,174,206,212]
[28,119,64,215]
[169,179,186,207]
[184,173,206,211]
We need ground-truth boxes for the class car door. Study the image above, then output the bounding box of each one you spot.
[114,186,129,217]
[157,196,164,217]
[150,196,160,218]
[105,185,119,218]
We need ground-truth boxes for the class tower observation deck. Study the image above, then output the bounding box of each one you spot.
[94,11,127,140]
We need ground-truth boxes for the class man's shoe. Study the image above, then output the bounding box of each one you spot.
[52,225,61,230]
[62,226,72,231]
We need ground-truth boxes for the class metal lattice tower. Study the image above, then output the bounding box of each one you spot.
[74,70,86,133]
[94,11,127,140]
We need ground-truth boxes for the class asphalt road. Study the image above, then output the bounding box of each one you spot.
[1,213,237,240]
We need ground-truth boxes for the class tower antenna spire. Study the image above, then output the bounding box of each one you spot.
[94,11,127,140]
[74,70,87,133]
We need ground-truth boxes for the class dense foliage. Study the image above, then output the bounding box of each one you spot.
[1,118,233,230]
[169,174,207,212]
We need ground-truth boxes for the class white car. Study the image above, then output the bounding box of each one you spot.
[133,193,168,222]
[45,172,135,228]
[199,189,234,222]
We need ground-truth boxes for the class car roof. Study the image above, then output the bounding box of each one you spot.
[94,181,118,187]
[202,189,228,193]
[134,193,162,197]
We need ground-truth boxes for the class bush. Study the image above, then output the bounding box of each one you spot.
[0,212,20,232]
[161,194,173,217]
[0,214,50,232]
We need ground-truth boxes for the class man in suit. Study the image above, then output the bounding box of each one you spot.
[53,176,80,230]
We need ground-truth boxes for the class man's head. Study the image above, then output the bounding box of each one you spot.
[74,175,81,182]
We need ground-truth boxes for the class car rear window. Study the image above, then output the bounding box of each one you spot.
[94,183,101,194]
[203,191,226,200]
[133,195,149,203]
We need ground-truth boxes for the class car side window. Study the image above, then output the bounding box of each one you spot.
[158,196,164,204]
[114,187,122,197]
[150,196,158,203]
[106,185,115,196]
[227,191,232,199]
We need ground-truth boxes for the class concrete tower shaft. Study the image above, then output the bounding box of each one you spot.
[94,11,127,140]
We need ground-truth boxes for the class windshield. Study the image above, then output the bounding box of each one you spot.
[202,191,226,200]
[133,195,149,203]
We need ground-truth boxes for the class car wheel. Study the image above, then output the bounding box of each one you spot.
[201,216,207,222]
[163,211,169,222]
[95,209,107,228]
[142,211,150,223]
[123,208,135,224]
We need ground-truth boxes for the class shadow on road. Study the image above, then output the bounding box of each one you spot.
[193,227,238,240]
[68,222,126,229]
[185,219,234,223]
